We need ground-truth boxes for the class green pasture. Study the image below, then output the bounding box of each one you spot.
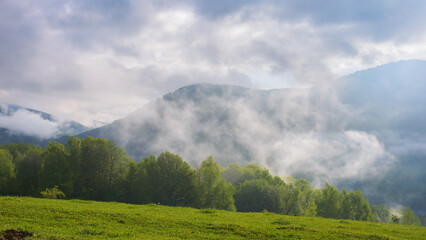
[0,197,424,239]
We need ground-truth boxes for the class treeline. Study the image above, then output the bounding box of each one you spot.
[0,136,423,224]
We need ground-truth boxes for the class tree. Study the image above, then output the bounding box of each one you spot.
[141,154,157,203]
[419,213,426,227]
[124,161,149,204]
[401,206,420,225]
[304,200,318,217]
[2,143,44,196]
[66,136,82,198]
[391,214,400,224]
[340,189,352,219]
[294,178,317,217]
[150,151,198,207]
[234,178,288,214]
[341,189,373,221]
[39,142,72,196]
[79,137,130,201]
[12,145,43,196]
[222,163,243,185]
[283,185,303,216]
[197,156,235,211]
[240,164,274,184]
[316,183,341,219]
[0,149,15,194]
[371,204,391,223]
[234,179,270,212]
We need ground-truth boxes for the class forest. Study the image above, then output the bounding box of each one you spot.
[0,136,423,225]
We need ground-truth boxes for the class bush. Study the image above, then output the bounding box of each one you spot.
[40,186,65,199]
[200,208,216,214]
[391,215,400,224]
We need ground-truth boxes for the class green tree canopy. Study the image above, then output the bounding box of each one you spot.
[79,137,130,201]
[150,151,198,206]
[66,136,82,198]
[0,137,396,221]
[222,163,243,185]
[419,213,426,226]
[341,189,373,221]
[316,183,341,219]
[371,204,391,223]
[0,149,15,194]
[401,206,420,225]
[234,178,291,214]
[197,156,235,211]
[124,161,149,204]
[294,178,317,217]
[7,144,43,196]
[39,142,72,196]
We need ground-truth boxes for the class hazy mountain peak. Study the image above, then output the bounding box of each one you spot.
[163,83,256,103]
[0,104,89,143]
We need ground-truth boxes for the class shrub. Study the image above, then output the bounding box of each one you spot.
[40,186,65,199]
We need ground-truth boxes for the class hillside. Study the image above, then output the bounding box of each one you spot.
[76,60,426,213]
[1,197,425,239]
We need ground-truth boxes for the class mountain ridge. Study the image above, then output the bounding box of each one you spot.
[2,60,425,212]
[75,60,426,212]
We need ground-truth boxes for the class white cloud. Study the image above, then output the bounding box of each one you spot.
[0,109,58,138]
[106,85,396,188]
[1,1,426,126]
[265,131,396,186]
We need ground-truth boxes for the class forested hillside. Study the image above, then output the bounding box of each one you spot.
[0,136,423,225]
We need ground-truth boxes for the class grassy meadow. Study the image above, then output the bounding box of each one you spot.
[0,196,425,239]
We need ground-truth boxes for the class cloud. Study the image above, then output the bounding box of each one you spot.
[1,0,426,126]
[0,109,58,138]
[265,131,396,186]
[102,84,395,189]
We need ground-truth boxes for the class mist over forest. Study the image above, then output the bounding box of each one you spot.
[1,136,423,225]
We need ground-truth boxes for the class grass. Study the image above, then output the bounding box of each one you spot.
[0,197,425,239]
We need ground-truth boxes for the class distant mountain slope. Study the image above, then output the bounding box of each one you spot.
[338,60,426,133]
[336,60,426,212]
[0,104,88,144]
[78,60,426,212]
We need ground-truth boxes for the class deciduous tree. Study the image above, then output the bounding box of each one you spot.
[197,156,235,211]
[0,149,15,194]
[401,206,420,225]
[39,142,71,196]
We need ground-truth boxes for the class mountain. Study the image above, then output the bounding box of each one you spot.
[335,60,426,213]
[0,104,89,145]
[77,60,426,213]
[78,84,325,163]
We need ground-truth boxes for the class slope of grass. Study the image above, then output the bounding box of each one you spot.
[0,197,425,239]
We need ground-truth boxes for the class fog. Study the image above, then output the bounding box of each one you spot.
[0,107,57,138]
[96,82,396,189]
[2,1,426,126]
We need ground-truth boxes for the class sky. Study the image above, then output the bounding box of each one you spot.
[1,0,426,127]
